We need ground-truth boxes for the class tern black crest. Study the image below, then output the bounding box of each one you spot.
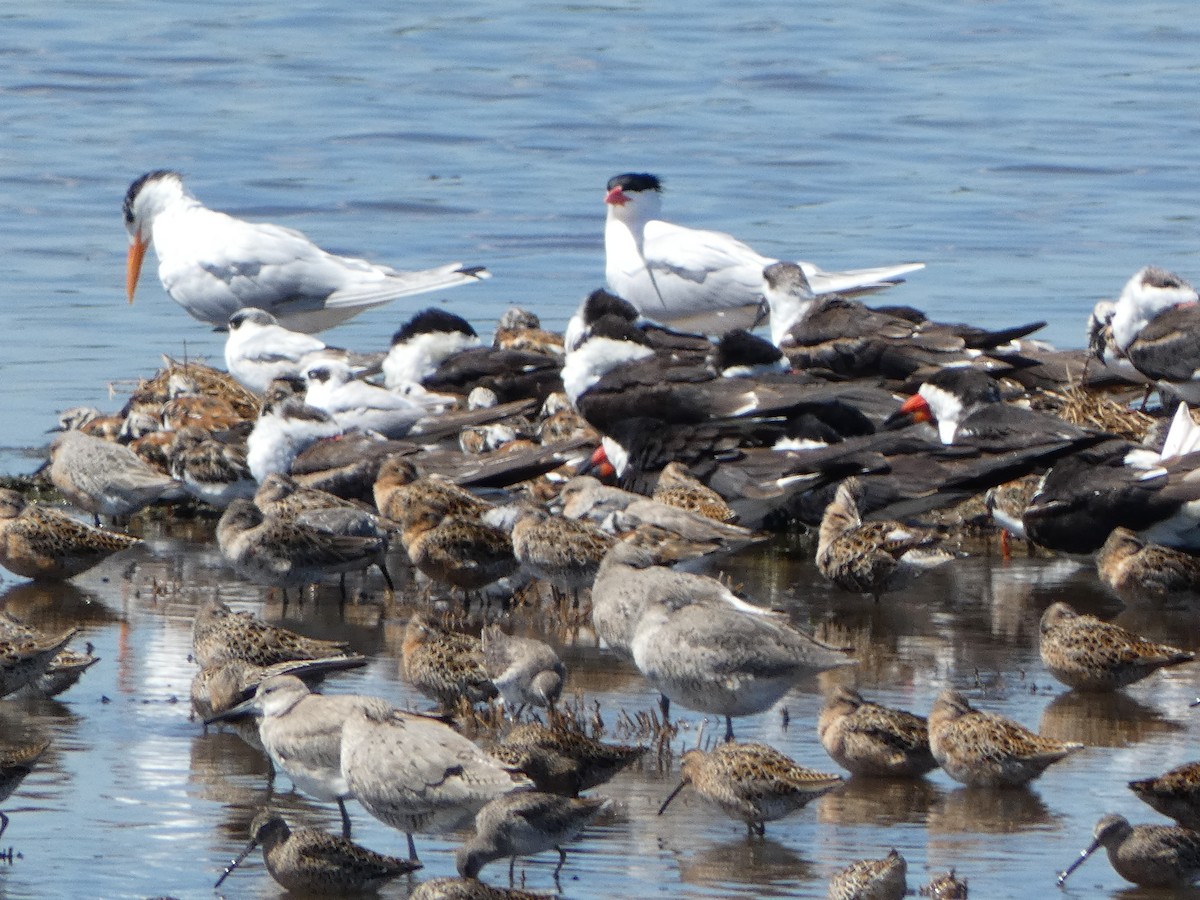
[124,170,180,224]
[582,289,638,324]
[391,308,478,345]
[716,329,783,371]
[607,173,662,194]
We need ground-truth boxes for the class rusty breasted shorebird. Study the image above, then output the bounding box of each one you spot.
[1038,601,1193,691]
[818,686,937,778]
[481,625,565,718]
[828,849,907,900]
[215,808,420,893]
[402,616,498,712]
[488,723,646,797]
[1128,760,1200,829]
[658,741,842,836]
[1057,813,1200,888]
[816,477,955,603]
[927,688,1083,787]
[456,791,609,883]
[191,596,356,669]
[0,489,141,579]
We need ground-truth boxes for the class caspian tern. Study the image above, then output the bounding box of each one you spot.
[123,170,490,333]
[603,173,924,328]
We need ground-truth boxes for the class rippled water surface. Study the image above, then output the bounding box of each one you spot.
[3,2,1200,898]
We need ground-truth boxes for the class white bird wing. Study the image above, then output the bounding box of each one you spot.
[634,220,770,315]
[238,325,327,364]
[799,261,925,296]
[324,262,490,310]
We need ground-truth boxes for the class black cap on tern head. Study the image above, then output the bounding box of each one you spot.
[606,173,663,194]
[391,308,478,345]
[124,170,181,225]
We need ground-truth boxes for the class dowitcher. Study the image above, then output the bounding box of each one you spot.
[216,498,392,597]
[214,808,420,893]
[0,738,49,840]
[48,429,184,521]
[817,477,955,603]
[509,505,613,602]
[817,686,937,778]
[456,791,609,883]
[167,426,255,509]
[1128,760,1200,829]
[191,597,356,669]
[828,849,907,900]
[1097,526,1200,600]
[205,674,375,838]
[658,740,842,836]
[488,723,645,797]
[339,698,532,859]
[631,588,854,740]
[480,625,564,718]
[1057,812,1200,888]
[920,869,968,899]
[0,489,141,579]
[409,877,552,900]
[927,688,1083,787]
[402,616,498,711]
[1038,601,1193,691]
[652,461,738,523]
[0,628,79,699]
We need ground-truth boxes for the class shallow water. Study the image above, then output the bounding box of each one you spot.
[2,525,1200,899]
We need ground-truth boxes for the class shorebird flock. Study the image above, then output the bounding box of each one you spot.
[5,171,1200,895]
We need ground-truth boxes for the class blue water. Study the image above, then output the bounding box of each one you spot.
[2,3,1200,898]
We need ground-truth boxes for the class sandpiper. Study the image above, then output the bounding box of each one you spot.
[339,698,531,860]
[927,688,1083,787]
[1038,601,1193,691]
[409,877,552,900]
[373,456,492,524]
[214,808,420,893]
[456,791,609,883]
[401,507,517,599]
[0,613,98,699]
[1128,760,1200,829]
[1096,526,1200,601]
[191,596,356,669]
[48,429,184,521]
[920,869,969,899]
[651,460,738,523]
[817,477,955,603]
[1058,812,1200,888]
[828,849,907,900]
[0,628,79,699]
[205,674,375,837]
[402,616,498,711]
[509,505,613,604]
[0,489,141,579]
[487,722,645,797]
[818,686,937,778]
[480,625,565,718]
[167,426,255,509]
[0,738,49,840]
[658,740,842,836]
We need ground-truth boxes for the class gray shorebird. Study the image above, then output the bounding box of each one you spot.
[927,688,1082,787]
[817,686,937,778]
[1058,812,1200,888]
[828,849,907,900]
[48,429,183,521]
[658,740,842,836]
[455,791,609,883]
[480,625,565,718]
[339,698,532,860]
[402,616,498,712]
[205,674,375,838]
[214,808,420,893]
[817,477,955,603]
[1038,601,1193,691]
[0,489,141,579]
[191,597,356,669]
[1128,760,1200,830]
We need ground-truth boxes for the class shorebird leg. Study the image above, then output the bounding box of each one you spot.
[554,846,567,886]
[724,715,735,743]
[0,811,8,841]
[509,856,517,884]
[1000,528,1012,561]
[659,694,671,726]
[406,832,419,861]
[337,797,352,838]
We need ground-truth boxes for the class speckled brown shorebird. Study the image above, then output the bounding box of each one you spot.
[0,628,79,700]
[816,477,955,603]
[0,612,98,699]
[920,869,969,899]
[658,741,843,836]
[190,655,368,725]
[191,596,356,669]
[409,877,552,900]
[480,626,565,717]
[167,426,255,509]
[1038,601,1193,691]
[817,686,937,778]
[652,461,738,523]
[401,507,517,598]
[1128,760,1200,829]
[456,791,609,882]
[0,738,49,840]
[373,456,491,523]
[1096,526,1200,601]
[0,489,141,580]
[509,505,613,603]
[927,688,1083,787]
[828,848,907,900]
[1057,813,1200,888]
[402,616,498,711]
[214,808,420,892]
[487,723,645,797]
